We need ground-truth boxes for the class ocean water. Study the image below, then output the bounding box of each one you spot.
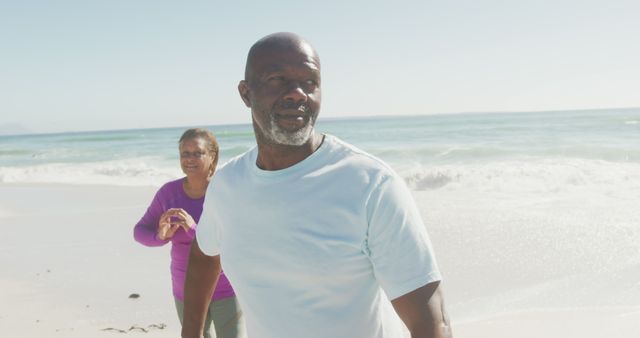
[2,108,640,325]
[1,108,639,190]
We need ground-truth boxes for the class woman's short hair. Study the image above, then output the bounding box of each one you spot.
[179,128,219,165]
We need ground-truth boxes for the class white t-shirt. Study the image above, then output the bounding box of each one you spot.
[197,135,441,338]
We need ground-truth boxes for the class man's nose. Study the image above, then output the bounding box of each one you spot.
[283,81,308,103]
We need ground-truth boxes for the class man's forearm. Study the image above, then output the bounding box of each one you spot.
[408,320,452,338]
[393,282,453,338]
[407,298,452,338]
[181,240,221,338]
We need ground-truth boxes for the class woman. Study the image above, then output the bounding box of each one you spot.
[134,128,245,338]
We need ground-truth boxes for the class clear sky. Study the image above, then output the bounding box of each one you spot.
[1,0,639,134]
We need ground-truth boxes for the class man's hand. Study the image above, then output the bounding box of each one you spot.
[392,281,452,338]
[181,240,221,338]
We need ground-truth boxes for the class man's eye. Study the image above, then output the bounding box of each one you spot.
[305,80,319,89]
[268,76,285,83]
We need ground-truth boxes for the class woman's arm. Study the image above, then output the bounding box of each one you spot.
[133,189,170,246]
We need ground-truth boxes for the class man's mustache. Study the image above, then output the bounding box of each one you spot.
[278,101,309,112]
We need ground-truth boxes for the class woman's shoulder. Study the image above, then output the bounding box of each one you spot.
[156,177,185,197]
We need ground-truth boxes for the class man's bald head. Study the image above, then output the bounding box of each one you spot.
[244,32,320,83]
[238,32,322,148]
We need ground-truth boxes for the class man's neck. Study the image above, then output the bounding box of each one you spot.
[255,132,325,171]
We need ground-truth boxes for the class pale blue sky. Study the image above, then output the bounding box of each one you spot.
[1,0,639,134]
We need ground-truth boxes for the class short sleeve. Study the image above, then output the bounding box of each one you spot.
[195,184,221,256]
[365,174,442,300]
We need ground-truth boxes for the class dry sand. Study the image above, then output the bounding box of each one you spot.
[1,182,639,337]
[0,183,179,337]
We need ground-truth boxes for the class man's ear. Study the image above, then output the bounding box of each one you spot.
[238,80,251,108]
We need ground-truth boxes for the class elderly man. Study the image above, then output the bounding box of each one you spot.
[182,32,452,338]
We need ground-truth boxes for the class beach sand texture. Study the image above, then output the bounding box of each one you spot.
[1,180,639,337]
[0,184,178,337]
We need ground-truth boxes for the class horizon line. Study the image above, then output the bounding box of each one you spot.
[2,106,638,137]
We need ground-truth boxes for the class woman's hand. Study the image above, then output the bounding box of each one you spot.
[157,208,196,240]
[157,210,180,240]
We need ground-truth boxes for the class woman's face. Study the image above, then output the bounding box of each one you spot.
[179,137,215,178]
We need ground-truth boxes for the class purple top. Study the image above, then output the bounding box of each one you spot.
[134,178,235,301]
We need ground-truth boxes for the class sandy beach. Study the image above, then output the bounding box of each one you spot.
[0,183,179,337]
[2,0,640,332]
[2,179,639,337]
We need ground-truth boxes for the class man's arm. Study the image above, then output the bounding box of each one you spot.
[181,240,221,338]
[391,281,452,338]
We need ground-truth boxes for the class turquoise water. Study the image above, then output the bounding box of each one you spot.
[1,108,639,187]
[2,108,640,322]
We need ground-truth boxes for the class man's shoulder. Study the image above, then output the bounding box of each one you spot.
[326,135,396,176]
[216,148,255,176]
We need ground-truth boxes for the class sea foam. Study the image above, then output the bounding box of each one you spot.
[0,159,180,186]
[400,158,640,194]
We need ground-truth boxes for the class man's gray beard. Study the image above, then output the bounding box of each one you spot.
[264,116,315,146]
